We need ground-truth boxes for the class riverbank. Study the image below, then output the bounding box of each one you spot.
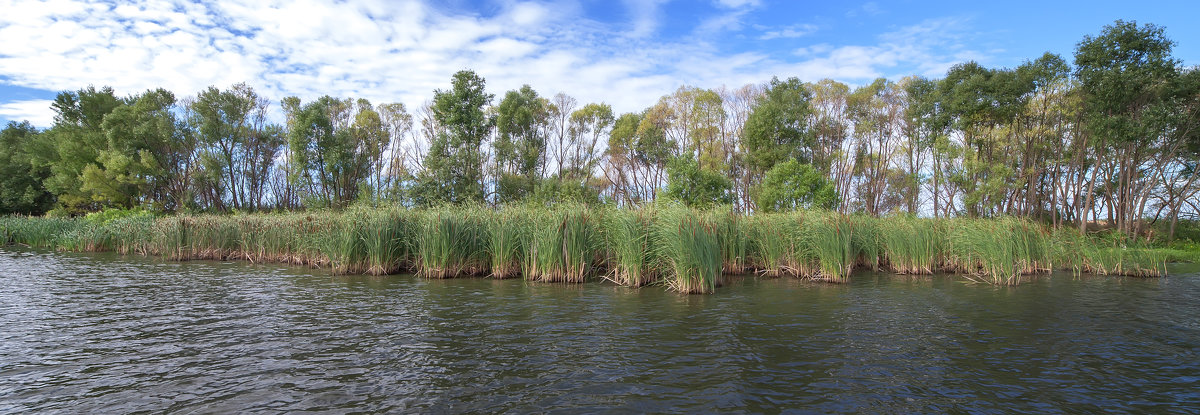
[0,205,1173,292]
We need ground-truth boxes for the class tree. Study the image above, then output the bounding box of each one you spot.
[494,85,548,203]
[414,70,493,206]
[755,160,837,212]
[37,86,123,213]
[0,122,54,215]
[86,88,192,210]
[564,102,614,181]
[900,76,944,215]
[286,96,374,208]
[1075,20,1181,235]
[742,77,813,184]
[190,83,283,211]
[664,156,731,208]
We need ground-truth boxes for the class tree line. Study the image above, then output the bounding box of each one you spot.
[1,20,1197,240]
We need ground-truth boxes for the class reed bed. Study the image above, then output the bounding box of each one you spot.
[0,206,1174,293]
[603,208,656,286]
[417,208,489,278]
[525,206,597,283]
[653,208,722,294]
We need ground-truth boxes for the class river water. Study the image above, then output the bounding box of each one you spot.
[1,247,1198,413]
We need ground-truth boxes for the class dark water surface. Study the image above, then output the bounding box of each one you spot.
[1,248,1198,414]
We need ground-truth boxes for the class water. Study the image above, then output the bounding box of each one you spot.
[1,247,1198,413]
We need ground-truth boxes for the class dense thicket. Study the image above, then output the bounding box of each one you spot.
[1,21,1197,240]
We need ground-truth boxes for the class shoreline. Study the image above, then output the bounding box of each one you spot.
[1,205,1173,293]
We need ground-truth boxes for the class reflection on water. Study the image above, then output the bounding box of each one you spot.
[1,248,1198,413]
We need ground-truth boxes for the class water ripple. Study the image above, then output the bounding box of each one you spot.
[1,248,1198,413]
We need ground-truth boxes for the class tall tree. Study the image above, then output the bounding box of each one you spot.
[742,77,814,208]
[1074,20,1181,235]
[37,86,123,213]
[0,122,54,215]
[86,88,193,210]
[286,96,375,208]
[190,83,282,211]
[493,85,548,203]
[564,102,614,182]
[414,70,493,206]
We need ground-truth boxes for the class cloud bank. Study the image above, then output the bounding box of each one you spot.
[0,0,982,127]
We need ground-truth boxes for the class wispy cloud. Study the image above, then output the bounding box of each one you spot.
[759,24,819,40]
[0,0,983,127]
[0,99,56,127]
[714,0,761,8]
[846,1,884,18]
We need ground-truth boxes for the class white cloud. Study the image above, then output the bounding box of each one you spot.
[846,1,884,18]
[760,24,819,40]
[715,0,760,8]
[0,100,57,127]
[621,0,668,38]
[0,0,983,128]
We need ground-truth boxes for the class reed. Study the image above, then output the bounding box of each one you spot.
[1,206,1177,291]
[879,216,940,274]
[526,206,596,283]
[362,209,415,275]
[706,209,749,275]
[0,216,80,248]
[416,208,489,278]
[603,207,656,286]
[653,207,722,294]
[488,207,528,279]
[803,215,855,282]
[747,213,802,277]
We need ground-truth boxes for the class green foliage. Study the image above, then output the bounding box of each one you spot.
[39,86,123,213]
[0,122,54,215]
[530,177,602,206]
[416,70,493,206]
[83,207,154,226]
[86,88,189,210]
[1075,20,1179,146]
[755,160,838,212]
[286,96,374,208]
[743,77,814,178]
[664,156,731,208]
[494,85,548,204]
[190,83,283,211]
[652,207,722,294]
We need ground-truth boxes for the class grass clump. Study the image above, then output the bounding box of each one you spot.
[653,207,722,294]
[603,208,656,286]
[526,206,597,283]
[416,209,488,278]
[879,216,941,274]
[488,207,529,279]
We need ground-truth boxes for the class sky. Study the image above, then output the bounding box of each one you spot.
[1,0,1198,128]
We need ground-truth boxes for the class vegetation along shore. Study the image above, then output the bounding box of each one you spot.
[1,20,1197,292]
[0,206,1176,293]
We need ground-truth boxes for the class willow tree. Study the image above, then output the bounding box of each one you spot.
[1074,20,1182,236]
[37,86,122,213]
[190,83,282,211]
[87,88,193,211]
[0,122,53,215]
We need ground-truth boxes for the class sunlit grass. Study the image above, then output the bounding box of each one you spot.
[1,207,1178,291]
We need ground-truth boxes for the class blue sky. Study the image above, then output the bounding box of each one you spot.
[1,0,1197,127]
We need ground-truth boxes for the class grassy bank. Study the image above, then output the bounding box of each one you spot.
[0,205,1174,292]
